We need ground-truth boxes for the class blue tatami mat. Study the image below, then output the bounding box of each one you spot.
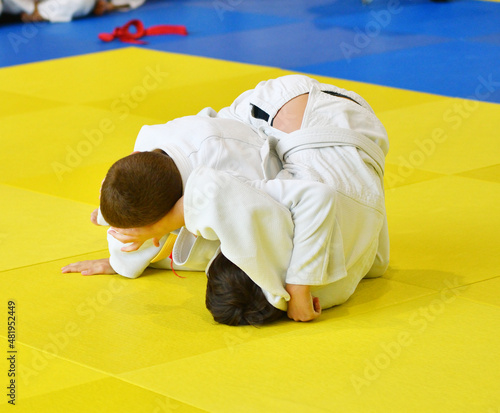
[1,0,499,102]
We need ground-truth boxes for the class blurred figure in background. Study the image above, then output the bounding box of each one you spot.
[2,0,145,23]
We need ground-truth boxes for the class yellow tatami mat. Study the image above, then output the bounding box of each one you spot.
[1,48,499,412]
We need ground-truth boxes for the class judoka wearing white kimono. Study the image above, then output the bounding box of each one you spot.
[102,112,281,277]
[183,75,390,311]
[3,0,95,22]
[99,75,389,316]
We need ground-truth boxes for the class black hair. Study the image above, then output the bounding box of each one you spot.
[206,253,285,326]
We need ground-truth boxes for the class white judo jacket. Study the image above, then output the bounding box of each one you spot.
[184,162,386,311]
[184,75,390,310]
[104,112,281,277]
[218,74,389,173]
[105,75,389,313]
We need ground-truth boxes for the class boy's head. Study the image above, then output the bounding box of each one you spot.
[100,150,182,228]
[206,253,285,326]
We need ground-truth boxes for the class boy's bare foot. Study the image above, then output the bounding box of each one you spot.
[93,0,114,16]
[93,0,129,15]
[20,11,45,22]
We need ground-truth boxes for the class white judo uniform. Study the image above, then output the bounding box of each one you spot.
[111,0,145,9]
[183,75,390,310]
[101,74,389,315]
[103,111,281,278]
[3,0,95,22]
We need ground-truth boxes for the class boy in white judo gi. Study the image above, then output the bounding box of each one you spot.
[62,111,282,277]
[3,0,144,22]
[178,75,390,324]
[3,0,95,22]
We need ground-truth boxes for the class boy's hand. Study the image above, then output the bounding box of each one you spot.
[61,258,116,276]
[110,196,185,252]
[90,208,99,225]
[285,284,321,322]
[109,226,162,252]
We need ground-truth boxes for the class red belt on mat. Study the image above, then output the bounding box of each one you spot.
[98,19,188,44]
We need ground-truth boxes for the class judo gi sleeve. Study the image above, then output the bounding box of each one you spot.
[184,167,293,310]
[107,230,170,278]
[249,179,344,286]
